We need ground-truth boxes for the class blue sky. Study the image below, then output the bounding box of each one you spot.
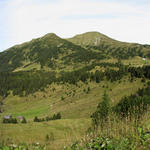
[0,0,150,52]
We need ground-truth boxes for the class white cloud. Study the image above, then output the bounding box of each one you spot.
[5,0,150,48]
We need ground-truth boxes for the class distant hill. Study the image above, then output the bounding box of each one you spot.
[0,33,85,72]
[67,31,118,46]
[0,31,150,72]
[67,32,150,59]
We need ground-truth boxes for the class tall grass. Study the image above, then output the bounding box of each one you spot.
[65,103,150,149]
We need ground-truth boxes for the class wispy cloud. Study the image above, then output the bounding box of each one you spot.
[0,0,150,51]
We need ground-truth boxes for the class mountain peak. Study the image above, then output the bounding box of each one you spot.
[42,33,60,39]
[75,31,107,37]
[67,31,116,46]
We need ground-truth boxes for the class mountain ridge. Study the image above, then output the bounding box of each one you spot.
[66,31,120,46]
[0,31,150,72]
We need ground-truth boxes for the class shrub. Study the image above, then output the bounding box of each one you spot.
[21,118,27,123]
[3,118,18,124]
[34,116,39,122]
[61,96,64,101]
[91,92,111,128]
[56,112,61,119]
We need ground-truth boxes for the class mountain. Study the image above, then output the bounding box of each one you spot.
[0,31,150,72]
[0,33,85,72]
[67,31,118,46]
[0,31,150,150]
[67,32,150,59]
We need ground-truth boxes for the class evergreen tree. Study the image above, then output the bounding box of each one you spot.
[12,118,18,124]
[21,117,27,123]
[56,112,61,119]
[52,114,56,120]
[34,116,39,122]
[91,92,111,128]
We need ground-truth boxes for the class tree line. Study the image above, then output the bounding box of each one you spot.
[34,112,61,122]
[0,63,150,97]
[91,81,150,128]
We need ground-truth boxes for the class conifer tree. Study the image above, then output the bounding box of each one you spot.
[91,91,111,128]
[21,117,27,123]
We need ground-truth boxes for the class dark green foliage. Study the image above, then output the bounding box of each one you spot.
[21,118,27,123]
[0,62,127,97]
[62,49,106,63]
[3,118,18,124]
[52,87,56,92]
[61,96,65,101]
[0,62,150,97]
[33,116,39,122]
[91,92,111,127]
[114,82,150,118]
[34,112,61,122]
[0,71,56,97]
[0,34,87,72]
[51,112,61,120]
[128,66,150,79]
[91,82,150,128]
[56,112,61,119]
[45,134,49,141]
[65,127,150,150]
[59,62,128,85]
[0,47,25,72]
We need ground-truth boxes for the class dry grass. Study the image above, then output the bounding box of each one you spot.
[0,77,148,149]
[0,119,91,150]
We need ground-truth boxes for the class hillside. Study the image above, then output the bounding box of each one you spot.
[67,32,150,59]
[0,32,150,72]
[67,31,119,46]
[0,33,85,72]
[0,32,150,150]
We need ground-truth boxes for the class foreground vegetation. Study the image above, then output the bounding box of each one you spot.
[65,125,150,150]
[65,85,150,150]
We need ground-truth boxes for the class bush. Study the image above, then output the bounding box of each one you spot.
[91,92,111,127]
[56,112,61,119]
[61,96,64,101]
[3,118,18,124]
[34,112,61,122]
[34,116,39,122]
[21,118,27,123]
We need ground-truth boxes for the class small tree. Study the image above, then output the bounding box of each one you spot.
[56,112,61,119]
[46,116,50,121]
[21,117,27,123]
[3,118,8,123]
[61,96,64,101]
[34,116,39,122]
[52,87,56,92]
[45,134,49,141]
[12,118,18,124]
[52,114,56,120]
[91,91,111,128]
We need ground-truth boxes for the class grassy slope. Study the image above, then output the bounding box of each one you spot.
[0,119,90,150]
[0,32,150,149]
[0,76,147,150]
[67,31,121,46]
